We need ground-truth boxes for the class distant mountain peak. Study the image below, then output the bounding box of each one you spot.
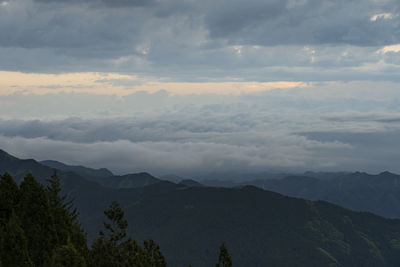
[40,159,114,178]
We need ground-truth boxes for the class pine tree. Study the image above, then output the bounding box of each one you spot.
[0,212,33,266]
[89,201,128,267]
[103,201,128,246]
[50,240,87,267]
[120,238,149,266]
[216,242,232,267]
[0,229,2,267]
[89,201,167,267]
[18,173,58,266]
[0,173,20,225]
[89,236,117,267]
[143,239,167,267]
[47,170,71,246]
[47,171,88,258]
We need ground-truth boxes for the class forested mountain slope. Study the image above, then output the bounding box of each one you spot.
[244,171,400,218]
[3,149,400,266]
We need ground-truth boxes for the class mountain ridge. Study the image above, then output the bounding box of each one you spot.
[3,149,400,266]
[40,159,114,178]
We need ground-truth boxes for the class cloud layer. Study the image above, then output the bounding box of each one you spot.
[0,0,399,81]
[1,86,400,176]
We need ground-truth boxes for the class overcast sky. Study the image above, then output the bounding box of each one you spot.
[1,0,400,176]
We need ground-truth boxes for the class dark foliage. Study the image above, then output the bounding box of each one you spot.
[18,173,58,266]
[0,173,171,267]
[0,173,87,266]
[47,171,88,258]
[216,242,232,267]
[89,201,167,267]
[0,212,33,266]
[50,241,87,267]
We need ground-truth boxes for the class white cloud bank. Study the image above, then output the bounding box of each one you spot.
[1,84,400,176]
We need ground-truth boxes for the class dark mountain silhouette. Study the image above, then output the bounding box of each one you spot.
[0,149,55,184]
[93,172,161,188]
[242,171,400,218]
[3,149,400,266]
[40,160,114,178]
[194,171,289,184]
[121,185,400,266]
[41,159,161,189]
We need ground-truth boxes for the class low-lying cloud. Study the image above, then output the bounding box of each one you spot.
[1,87,400,176]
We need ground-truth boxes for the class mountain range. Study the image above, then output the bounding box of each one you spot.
[199,171,400,219]
[2,149,400,266]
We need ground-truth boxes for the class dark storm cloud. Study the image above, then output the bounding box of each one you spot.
[0,0,399,79]
[33,0,156,8]
[205,0,286,39]
[204,0,400,46]
[0,2,140,51]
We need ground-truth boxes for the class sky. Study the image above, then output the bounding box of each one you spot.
[1,0,400,177]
